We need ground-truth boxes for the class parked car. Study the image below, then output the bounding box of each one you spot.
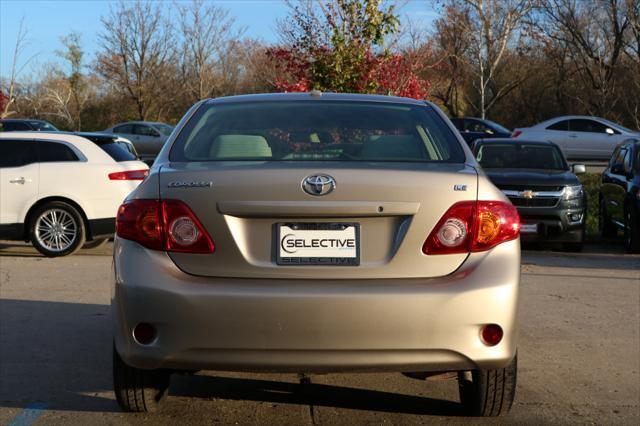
[69,132,140,160]
[0,132,148,256]
[112,93,521,416]
[513,115,639,161]
[600,139,640,253]
[473,138,586,251]
[0,118,59,132]
[450,117,512,145]
[104,121,174,162]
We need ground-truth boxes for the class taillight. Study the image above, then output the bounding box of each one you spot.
[511,130,522,138]
[109,169,149,180]
[116,199,214,253]
[423,200,520,255]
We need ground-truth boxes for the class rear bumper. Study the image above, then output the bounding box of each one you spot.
[112,238,520,373]
[518,205,586,243]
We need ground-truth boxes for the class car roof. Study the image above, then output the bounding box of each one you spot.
[206,92,427,106]
[0,118,49,123]
[475,138,554,146]
[0,131,115,162]
[111,121,168,126]
[535,115,614,126]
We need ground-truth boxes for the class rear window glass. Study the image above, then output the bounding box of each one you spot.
[97,141,138,161]
[1,121,31,131]
[155,124,174,136]
[30,121,58,131]
[170,101,465,163]
[547,120,569,131]
[476,144,567,170]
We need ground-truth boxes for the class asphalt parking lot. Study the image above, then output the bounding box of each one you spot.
[0,241,638,425]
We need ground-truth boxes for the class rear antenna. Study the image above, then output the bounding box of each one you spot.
[309,89,322,97]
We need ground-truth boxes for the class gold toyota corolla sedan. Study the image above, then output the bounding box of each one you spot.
[112,92,521,416]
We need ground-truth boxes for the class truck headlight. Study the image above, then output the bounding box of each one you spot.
[563,184,584,200]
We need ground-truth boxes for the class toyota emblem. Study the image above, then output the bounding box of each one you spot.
[301,175,336,196]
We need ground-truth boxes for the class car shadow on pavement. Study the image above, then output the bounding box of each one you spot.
[170,374,464,416]
[522,242,640,271]
[0,298,465,417]
[0,241,113,257]
[0,241,45,258]
[0,298,119,413]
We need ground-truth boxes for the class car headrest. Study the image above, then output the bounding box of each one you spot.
[210,134,272,158]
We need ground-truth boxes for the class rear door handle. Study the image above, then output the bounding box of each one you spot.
[9,177,27,184]
[568,134,578,138]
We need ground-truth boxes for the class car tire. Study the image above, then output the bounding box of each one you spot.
[624,205,640,254]
[29,201,86,257]
[458,353,517,417]
[83,238,110,250]
[599,197,617,238]
[113,345,171,412]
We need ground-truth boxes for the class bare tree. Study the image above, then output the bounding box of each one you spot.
[50,32,92,130]
[96,1,175,120]
[621,0,640,127]
[1,19,36,118]
[431,5,472,116]
[435,0,534,118]
[539,0,630,117]
[177,0,243,102]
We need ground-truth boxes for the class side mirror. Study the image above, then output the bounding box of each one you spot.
[605,128,615,135]
[572,164,586,175]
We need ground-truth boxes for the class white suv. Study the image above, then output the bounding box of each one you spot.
[0,132,149,256]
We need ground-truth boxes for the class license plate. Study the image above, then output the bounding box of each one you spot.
[520,223,538,234]
[276,223,360,266]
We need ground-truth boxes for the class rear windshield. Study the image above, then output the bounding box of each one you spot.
[170,101,465,163]
[96,141,138,161]
[30,121,58,131]
[476,143,567,170]
[155,123,174,136]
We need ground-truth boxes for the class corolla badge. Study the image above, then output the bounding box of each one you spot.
[302,175,336,196]
[167,181,212,188]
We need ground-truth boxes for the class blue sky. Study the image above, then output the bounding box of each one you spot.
[0,0,437,78]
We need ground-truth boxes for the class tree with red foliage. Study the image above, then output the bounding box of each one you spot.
[0,90,8,114]
[267,0,430,100]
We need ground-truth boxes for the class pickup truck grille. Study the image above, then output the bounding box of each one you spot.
[499,185,564,208]
[508,197,559,207]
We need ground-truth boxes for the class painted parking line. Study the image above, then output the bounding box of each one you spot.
[6,403,48,426]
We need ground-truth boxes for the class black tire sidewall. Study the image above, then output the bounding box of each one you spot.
[29,201,86,257]
[625,205,640,253]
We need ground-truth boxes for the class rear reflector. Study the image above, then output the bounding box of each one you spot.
[116,199,214,253]
[480,324,503,346]
[423,200,520,255]
[108,169,149,180]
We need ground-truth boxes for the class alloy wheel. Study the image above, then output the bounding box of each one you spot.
[34,209,78,252]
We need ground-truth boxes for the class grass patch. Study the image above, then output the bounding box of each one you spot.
[579,172,601,236]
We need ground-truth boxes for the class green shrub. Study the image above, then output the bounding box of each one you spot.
[579,173,601,236]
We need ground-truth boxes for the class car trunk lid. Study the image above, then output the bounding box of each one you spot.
[159,161,477,279]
